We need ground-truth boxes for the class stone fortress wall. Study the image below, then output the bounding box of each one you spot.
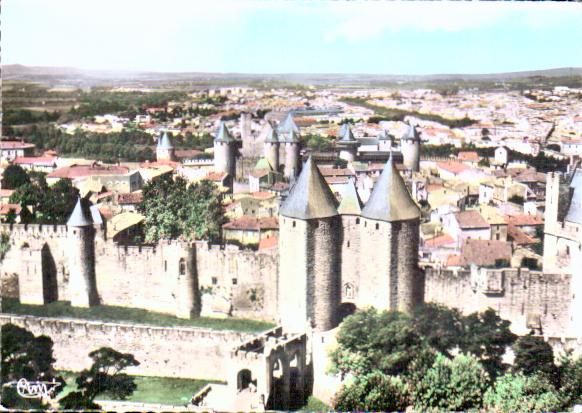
[0,314,252,380]
[424,266,575,338]
[0,223,279,322]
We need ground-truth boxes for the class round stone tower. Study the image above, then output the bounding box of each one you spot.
[278,113,301,180]
[359,154,422,313]
[67,197,99,307]
[263,125,280,172]
[337,126,360,164]
[278,156,341,333]
[213,121,236,178]
[401,123,421,172]
[156,131,176,162]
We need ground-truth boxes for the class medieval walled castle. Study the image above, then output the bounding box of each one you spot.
[1,114,581,410]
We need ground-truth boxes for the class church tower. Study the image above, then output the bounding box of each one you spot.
[278,157,341,333]
[67,197,99,307]
[278,113,301,180]
[359,154,422,312]
[337,126,360,164]
[401,123,421,172]
[156,131,176,162]
[263,125,280,172]
[213,121,236,178]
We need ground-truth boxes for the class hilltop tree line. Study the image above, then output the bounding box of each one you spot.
[332,304,582,412]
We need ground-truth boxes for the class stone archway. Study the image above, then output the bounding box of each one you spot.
[338,302,357,322]
[237,369,254,392]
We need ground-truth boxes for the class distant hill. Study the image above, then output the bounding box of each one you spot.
[2,64,581,88]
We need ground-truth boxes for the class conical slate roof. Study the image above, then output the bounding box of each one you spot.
[338,179,363,215]
[281,129,300,143]
[67,197,94,227]
[339,126,357,143]
[361,154,420,222]
[280,156,338,220]
[402,123,420,142]
[157,131,173,149]
[215,121,234,142]
[378,130,394,141]
[278,113,300,135]
[264,127,279,144]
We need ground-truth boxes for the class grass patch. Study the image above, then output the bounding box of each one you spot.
[297,396,332,412]
[1,297,275,333]
[59,371,221,405]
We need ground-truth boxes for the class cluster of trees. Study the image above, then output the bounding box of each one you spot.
[342,97,476,128]
[302,134,335,152]
[331,304,582,412]
[2,165,79,225]
[3,109,60,125]
[138,175,225,243]
[1,324,139,410]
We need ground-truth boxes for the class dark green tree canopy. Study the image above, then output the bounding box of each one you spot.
[1,164,30,189]
[138,174,225,243]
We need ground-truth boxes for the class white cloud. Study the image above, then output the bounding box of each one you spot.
[323,2,582,43]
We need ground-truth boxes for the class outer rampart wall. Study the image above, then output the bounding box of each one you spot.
[424,267,573,337]
[0,314,254,380]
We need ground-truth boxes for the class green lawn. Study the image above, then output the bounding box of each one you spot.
[297,396,332,412]
[1,298,275,333]
[59,371,220,405]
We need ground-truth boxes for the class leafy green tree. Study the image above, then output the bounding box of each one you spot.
[412,303,464,356]
[333,371,409,412]
[330,308,423,377]
[1,164,30,189]
[139,175,225,243]
[59,347,139,410]
[483,373,563,413]
[459,308,517,378]
[556,352,582,408]
[513,334,557,381]
[412,353,489,411]
[1,324,65,409]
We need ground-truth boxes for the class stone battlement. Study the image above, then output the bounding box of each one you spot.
[0,223,69,238]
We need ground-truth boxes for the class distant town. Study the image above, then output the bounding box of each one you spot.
[1,66,581,412]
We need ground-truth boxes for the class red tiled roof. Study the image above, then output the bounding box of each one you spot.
[259,236,278,250]
[458,151,479,162]
[0,189,14,198]
[174,149,202,159]
[508,224,537,245]
[118,192,143,204]
[425,234,455,248]
[0,141,35,150]
[222,216,279,231]
[318,167,356,177]
[455,210,490,229]
[325,176,349,184]
[48,164,130,179]
[250,169,271,179]
[437,161,471,175]
[506,214,544,227]
[251,191,275,200]
[0,204,22,215]
[459,239,512,267]
[13,156,57,167]
[204,172,228,182]
[446,254,462,266]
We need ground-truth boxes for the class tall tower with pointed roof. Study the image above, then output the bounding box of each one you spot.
[67,197,99,307]
[213,121,237,178]
[279,113,301,180]
[278,157,341,333]
[359,154,422,312]
[263,125,280,172]
[401,123,421,172]
[156,131,176,162]
[337,126,360,164]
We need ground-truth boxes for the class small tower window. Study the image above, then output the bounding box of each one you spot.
[212,277,218,285]
[292,221,296,228]
[232,278,238,285]
[347,241,350,248]
[375,223,379,230]
[164,260,167,272]
[179,258,186,275]
[356,218,360,225]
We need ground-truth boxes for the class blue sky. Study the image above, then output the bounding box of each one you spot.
[3,1,582,75]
